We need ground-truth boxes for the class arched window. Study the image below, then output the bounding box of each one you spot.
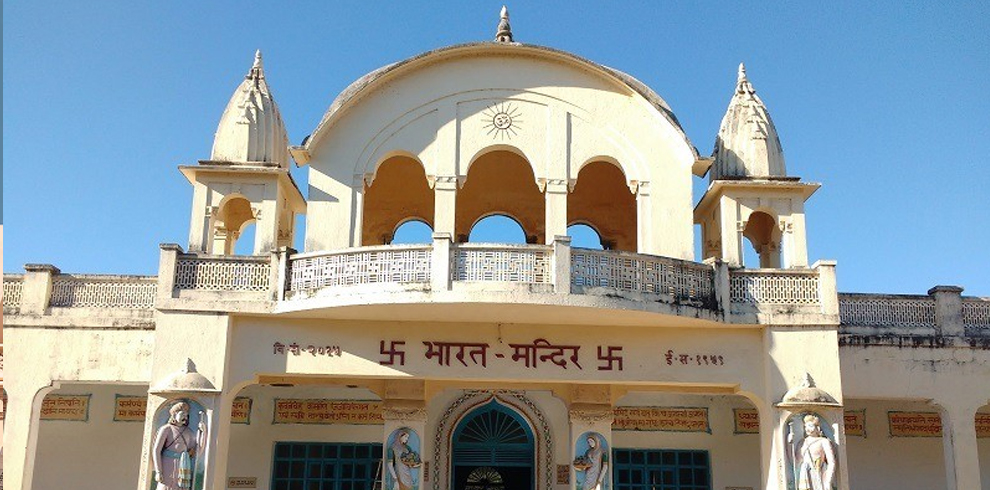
[363,155,434,245]
[457,150,543,244]
[568,160,636,252]
[567,223,604,250]
[469,215,527,244]
[391,219,433,244]
[743,211,781,268]
[214,196,255,255]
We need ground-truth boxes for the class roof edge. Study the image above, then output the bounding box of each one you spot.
[304,42,698,159]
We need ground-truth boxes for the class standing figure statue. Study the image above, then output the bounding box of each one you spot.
[789,414,836,490]
[574,434,609,490]
[386,429,420,490]
[153,401,207,490]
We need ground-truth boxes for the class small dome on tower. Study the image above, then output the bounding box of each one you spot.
[710,63,786,180]
[211,50,291,169]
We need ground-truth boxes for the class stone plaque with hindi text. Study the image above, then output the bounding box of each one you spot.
[613,407,709,432]
[273,399,383,425]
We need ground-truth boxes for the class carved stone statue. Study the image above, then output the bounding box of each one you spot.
[153,401,207,490]
[789,414,836,490]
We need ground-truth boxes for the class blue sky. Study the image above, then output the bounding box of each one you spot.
[3,2,988,296]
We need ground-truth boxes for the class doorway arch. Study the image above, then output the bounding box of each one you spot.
[451,400,535,490]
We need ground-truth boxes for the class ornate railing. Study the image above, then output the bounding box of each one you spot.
[962,298,990,333]
[289,245,432,291]
[49,275,157,309]
[730,269,820,305]
[174,255,271,291]
[571,248,715,305]
[838,294,936,328]
[3,276,24,312]
[453,244,551,284]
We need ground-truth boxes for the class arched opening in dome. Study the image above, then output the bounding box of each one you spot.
[214,196,256,255]
[742,211,781,268]
[362,155,434,245]
[391,219,433,244]
[469,215,527,244]
[566,223,604,250]
[568,160,636,252]
[456,150,543,244]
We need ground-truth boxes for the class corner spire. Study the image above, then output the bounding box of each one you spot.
[495,5,513,43]
[710,62,786,179]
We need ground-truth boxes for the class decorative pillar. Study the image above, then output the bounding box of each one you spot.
[568,404,614,490]
[774,374,847,490]
[140,360,225,490]
[567,385,613,490]
[936,401,982,490]
[157,244,182,304]
[431,233,453,292]
[2,383,55,490]
[544,180,569,245]
[718,195,742,267]
[929,285,965,337]
[552,235,571,294]
[783,203,809,268]
[382,380,428,490]
[433,176,458,238]
[21,264,59,315]
[634,182,652,254]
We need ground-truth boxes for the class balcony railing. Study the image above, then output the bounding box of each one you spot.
[570,248,715,307]
[290,245,432,291]
[454,244,551,284]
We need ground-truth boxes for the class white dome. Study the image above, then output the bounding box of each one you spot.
[210,50,291,169]
[711,63,786,180]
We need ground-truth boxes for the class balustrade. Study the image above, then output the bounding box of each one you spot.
[3,275,24,313]
[570,248,715,306]
[174,255,271,292]
[838,294,936,328]
[289,245,432,291]
[453,244,551,284]
[729,270,821,305]
[49,275,157,309]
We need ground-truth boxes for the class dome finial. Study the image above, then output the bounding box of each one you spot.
[736,62,754,95]
[247,49,265,81]
[495,5,513,43]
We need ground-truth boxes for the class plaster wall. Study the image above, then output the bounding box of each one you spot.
[842,399,952,490]
[613,393,761,490]
[33,383,147,490]
[226,385,385,488]
[839,344,990,410]
[305,51,695,258]
[227,318,766,392]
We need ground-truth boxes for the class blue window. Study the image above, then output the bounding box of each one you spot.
[612,449,710,490]
[271,442,383,490]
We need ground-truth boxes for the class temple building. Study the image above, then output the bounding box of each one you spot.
[3,8,989,490]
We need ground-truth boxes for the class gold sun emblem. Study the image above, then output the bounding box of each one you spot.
[483,102,522,140]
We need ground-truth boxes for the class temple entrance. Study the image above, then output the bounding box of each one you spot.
[452,401,535,490]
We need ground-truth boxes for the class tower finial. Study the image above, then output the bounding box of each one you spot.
[247,49,265,81]
[495,5,513,43]
[736,62,754,95]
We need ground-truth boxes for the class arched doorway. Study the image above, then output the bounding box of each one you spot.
[452,401,535,490]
